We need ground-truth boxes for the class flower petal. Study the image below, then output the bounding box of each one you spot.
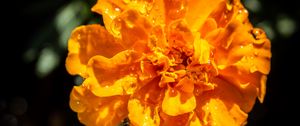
[193,33,211,64]
[200,99,247,126]
[212,77,257,113]
[160,111,191,126]
[65,24,124,76]
[69,86,129,126]
[164,0,188,23]
[118,10,152,49]
[185,0,223,32]
[85,50,142,97]
[128,99,161,126]
[92,0,124,36]
[127,78,163,125]
[189,113,202,126]
[162,87,196,116]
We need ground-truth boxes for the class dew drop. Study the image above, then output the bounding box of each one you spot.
[76,34,81,40]
[169,88,177,96]
[194,88,201,96]
[236,9,248,22]
[168,0,187,20]
[115,7,121,12]
[251,28,265,40]
[70,99,86,113]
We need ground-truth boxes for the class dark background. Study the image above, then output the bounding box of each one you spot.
[1,0,300,125]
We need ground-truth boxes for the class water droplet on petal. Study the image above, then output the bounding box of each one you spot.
[115,7,121,12]
[251,28,266,39]
[76,34,81,40]
[168,0,187,20]
[70,99,86,113]
[236,9,248,22]
[169,88,178,96]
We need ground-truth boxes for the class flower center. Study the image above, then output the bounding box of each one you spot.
[148,45,217,90]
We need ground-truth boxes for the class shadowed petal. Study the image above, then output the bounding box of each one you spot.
[66,25,124,76]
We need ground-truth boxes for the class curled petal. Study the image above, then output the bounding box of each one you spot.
[200,18,218,38]
[162,87,196,116]
[92,0,124,36]
[65,25,124,76]
[86,50,142,97]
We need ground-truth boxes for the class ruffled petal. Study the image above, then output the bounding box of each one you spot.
[65,25,124,76]
[162,87,196,116]
[92,0,124,36]
[69,86,129,126]
[118,10,152,50]
[85,50,142,97]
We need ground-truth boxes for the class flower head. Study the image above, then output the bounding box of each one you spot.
[66,0,271,125]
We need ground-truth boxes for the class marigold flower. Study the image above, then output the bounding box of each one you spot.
[66,0,271,125]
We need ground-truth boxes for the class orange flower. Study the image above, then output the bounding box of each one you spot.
[66,0,271,125]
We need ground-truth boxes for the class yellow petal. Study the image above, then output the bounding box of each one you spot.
[85,50,142,97]
[193,33,211,64]
[69,86,129,126]
[118,10,152,49]
[200,18,218,38]
[188,113,202,126]
[258,75,267,103]
[185,0,223,32]
[92,0,124,36]
[65,53,87,76]
[65,24,124,76]
[128,99,160,126]
[201,99,247,126]
[162,87,196,116]
[211,77,257,113]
